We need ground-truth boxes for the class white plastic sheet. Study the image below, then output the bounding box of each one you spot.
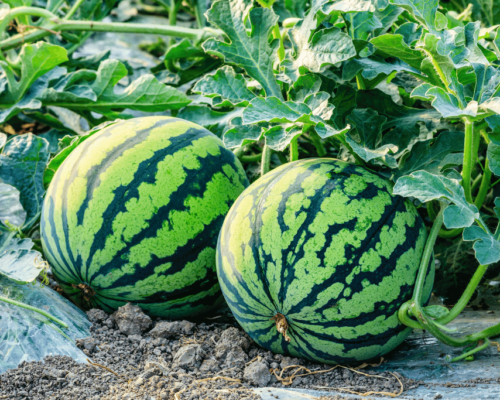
[0,276,91,373]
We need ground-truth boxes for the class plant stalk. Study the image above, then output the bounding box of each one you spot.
[462,118,475,203]
[0,295,68,329]
[290,137,299,162]
[63,0,86,20]
[0,19,222,51]
[241,153,263,163]
[436,264,488,325]
[261,145,272,176]
[310,130,327,157]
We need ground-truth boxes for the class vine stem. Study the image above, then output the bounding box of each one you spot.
[0,7,57,39]
[241,153,262,163]
[261,145,272,176]
[310,130,326,157]
[290,137,299,162]
[63,0,86,20]
[413,204,444,306]
[462,117,475,203]
[0,18,222,51]
[436,264,488,325]
[0,295,68,329]
[474,132,491,210]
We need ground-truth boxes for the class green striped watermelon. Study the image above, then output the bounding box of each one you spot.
[217,158,433,364]
[41,116,249,319]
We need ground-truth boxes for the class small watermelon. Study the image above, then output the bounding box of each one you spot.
[217,158,433,364]
[41,116,249,318]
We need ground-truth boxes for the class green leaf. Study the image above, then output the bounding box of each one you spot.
[393,170,479,229]
[394,22,423,45]
[284,26,356,80]
[370,34,439,84]
[243,97,312,125]
[471,63,500,105]
[486,115,500,141]
[346,108,397,167]
[192,66,256,107]
[343,58,422,81]
[331,84,357,128]
[203,0,282,99]
[463,225,500,265]
[223,117,263,148]
[0,66,66,124]
[487,141,500,176]
[390,0,439,31]
[264,125,302,151]
[410,82,433,100]
[178,105,242,137]
[43,60,191,112]
[423,305,450,319]
[0,183,26,228]
[395,131,464,179]
[163,38,206,61]
[425,86,478,118]
[0,134,50,230]
[0,43,67,104]
[39,69,98,104]
[288,74,323,102]
[357,89,441,153]
[0,132,6,149]
[344,11,382,41]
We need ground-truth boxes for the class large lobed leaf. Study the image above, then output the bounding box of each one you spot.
[203,0,283,99]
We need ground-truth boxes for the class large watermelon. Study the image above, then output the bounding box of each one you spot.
[41,116,249,318]
[217,158,433,364]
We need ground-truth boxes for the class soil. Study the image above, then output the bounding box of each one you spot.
[0,304,490,400]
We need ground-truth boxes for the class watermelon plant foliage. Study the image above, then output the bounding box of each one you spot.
[2,0,500,361]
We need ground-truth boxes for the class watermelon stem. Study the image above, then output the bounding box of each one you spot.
[270,313,291,342]
[0,295,69,329]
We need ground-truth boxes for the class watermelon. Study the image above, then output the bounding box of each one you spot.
[41,116,249,318]
[217,158,434,364]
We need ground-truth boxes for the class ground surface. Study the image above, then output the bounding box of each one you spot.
[0,305,418,400]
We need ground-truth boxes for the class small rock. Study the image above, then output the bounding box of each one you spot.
[149,320,196,339]
[244,362,271,387]
[76,337,97,352]
[86,309,108,324]
[215,327,251,359]
[133,377,144,388]
[199,359,219,373]
[173,344,205,369]
[225,347,249,369]
[104,318,115,329]
[128,334,142,342]
[280,357,302,369]
[270,362,279,369]
[111,303,152,335]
